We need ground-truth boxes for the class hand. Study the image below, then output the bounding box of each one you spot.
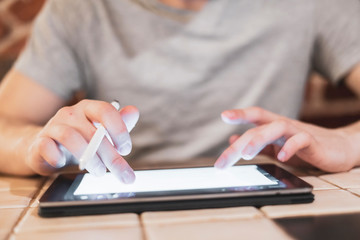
[26,99,139,183]
[214,107,357,172]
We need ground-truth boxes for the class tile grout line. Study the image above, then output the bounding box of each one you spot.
[317,173,360,195]
[5,207,28,240]
[317,176,351,191]
[6,177,47,239]
[139,214,149,240]
[346,189,360,198]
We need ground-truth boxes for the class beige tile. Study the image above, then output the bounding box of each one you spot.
[142,207,293,240]
[349,166,360,173]
[0,189,37,208]
[261,190,360,218]
[142,207,262,225]
[0,176,44,191]
[320,172,360,189]
[0,208,24,230]
[0,230,10,240]
[15,207,140,233]
[300,176,338,190]
[143,217,292,240]
[14,227,143,240]
[0,208,25,240]
[348,188,360,197]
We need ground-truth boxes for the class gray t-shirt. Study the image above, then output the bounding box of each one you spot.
[14,0,360,165]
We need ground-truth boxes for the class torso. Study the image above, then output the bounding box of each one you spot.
[72,0,315,164]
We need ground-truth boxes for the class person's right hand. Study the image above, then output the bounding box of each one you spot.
[26,99,139,183]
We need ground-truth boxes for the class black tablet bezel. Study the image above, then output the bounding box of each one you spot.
[38,164,314,217]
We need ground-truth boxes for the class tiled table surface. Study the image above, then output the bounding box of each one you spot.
[2,156,360,240]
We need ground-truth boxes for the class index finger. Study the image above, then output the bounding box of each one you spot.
[82,100,132,155]
[95,136,135,184]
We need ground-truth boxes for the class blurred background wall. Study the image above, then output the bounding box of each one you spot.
[0,0,44,75]
[0,0,360,128]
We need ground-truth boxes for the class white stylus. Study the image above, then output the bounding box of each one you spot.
[79,100,120,170]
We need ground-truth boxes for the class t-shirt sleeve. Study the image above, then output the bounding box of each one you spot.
[313,0,360,84]
[14,0,84,101]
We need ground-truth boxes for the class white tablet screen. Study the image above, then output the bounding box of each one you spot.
[74,165,278,196]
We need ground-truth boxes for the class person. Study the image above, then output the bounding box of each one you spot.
[0,0,359,183]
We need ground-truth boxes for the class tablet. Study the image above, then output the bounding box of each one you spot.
[38,164,314,217]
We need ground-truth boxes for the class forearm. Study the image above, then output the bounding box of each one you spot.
[0,116,41,176]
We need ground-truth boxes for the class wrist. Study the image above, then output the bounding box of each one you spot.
[15,124,42,176]
[337,123,360,170]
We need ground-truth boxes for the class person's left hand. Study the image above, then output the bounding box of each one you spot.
[214,107,358,172]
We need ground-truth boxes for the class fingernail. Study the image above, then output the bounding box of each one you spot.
[221,111,235,123]
[57,144,70,168]
[119,141,132,156]
[121,168,135,184]
[222,110,235,118]
[278,151,286,162]
[242,155,253,160]
[56,155,66,168]
[221,112,247,125]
